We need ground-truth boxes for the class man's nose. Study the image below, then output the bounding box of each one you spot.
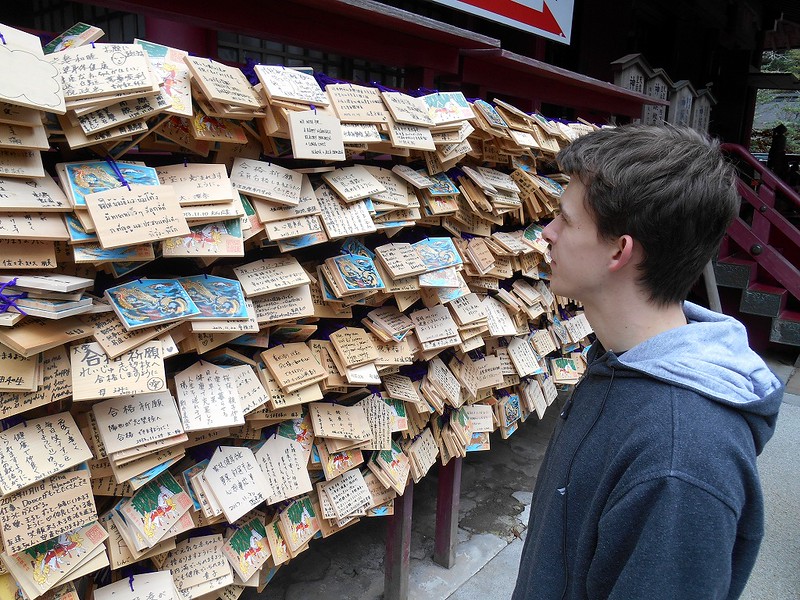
[542,220,555,244]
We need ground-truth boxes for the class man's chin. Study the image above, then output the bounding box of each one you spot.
[548,280,574,302]
[547,278,561,296]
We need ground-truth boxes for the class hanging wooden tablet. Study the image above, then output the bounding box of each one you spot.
[287,109,346,161]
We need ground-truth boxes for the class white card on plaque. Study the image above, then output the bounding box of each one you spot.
[92,392,184,454]
[315,183,376,240]
[321,165,386,203]
[204,446,272,523]
[0,25,66,114]
[287,110,346,161]
[0,412,92,496]
[174,361,245,431]
[230,158,302,206]
[254,65,329,106]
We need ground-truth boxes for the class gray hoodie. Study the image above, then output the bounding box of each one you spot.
[513,302,783,599]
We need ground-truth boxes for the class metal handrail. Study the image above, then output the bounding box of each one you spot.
[734,180,800,247]
[720,143,800,302]
[727,215,800,300]
[721,142,800,209]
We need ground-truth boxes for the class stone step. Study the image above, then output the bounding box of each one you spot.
[740,283,788,317]
[714,255,757,289]
[770,310,800,347]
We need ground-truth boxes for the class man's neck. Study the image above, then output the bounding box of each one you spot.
[583,293,688,354]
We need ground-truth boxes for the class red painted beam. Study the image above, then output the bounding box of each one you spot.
[286,0,499,50]
[78,0,496,73]
[461,49,667,118]
[72,2,667,118]
[461,61,645,117]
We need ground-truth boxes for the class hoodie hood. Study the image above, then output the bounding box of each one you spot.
[610,301,783,452]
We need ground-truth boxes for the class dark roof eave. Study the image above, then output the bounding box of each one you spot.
[461,48,670,108]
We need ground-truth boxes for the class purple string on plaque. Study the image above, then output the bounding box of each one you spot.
[0,278,28,315]
[400,363,428,381]
[242,57,259,86]
[448,166,466,179]
[104,156,131,190]
[407,87,438,98]
[314,72,349,90]
[370,80,398,93]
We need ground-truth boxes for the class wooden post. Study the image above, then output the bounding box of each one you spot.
[434,457,462,568]
[384,480,414,600]
[703,261,722,313]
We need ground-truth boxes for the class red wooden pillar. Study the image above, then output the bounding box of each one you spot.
[533,38,547,61]
[434,456,462,568]
[530,38,546,112]
[385,480,414,600]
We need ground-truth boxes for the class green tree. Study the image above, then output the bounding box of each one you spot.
[753,50,800,154]
[761,49,800,73]
[287,497,313,525]
[25,536,59,560]
[229,526,252,554]
[131,482,161,514]
[229,519,266,554]
[131,474,181,514]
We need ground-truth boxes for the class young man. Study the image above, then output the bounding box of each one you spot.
[512,125,784,599]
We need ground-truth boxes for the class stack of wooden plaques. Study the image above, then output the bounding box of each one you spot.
[0,19,600,600]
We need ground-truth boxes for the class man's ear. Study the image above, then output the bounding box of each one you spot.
[608,234,636,272]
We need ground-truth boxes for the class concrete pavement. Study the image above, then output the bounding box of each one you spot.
[741,351,800,600]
